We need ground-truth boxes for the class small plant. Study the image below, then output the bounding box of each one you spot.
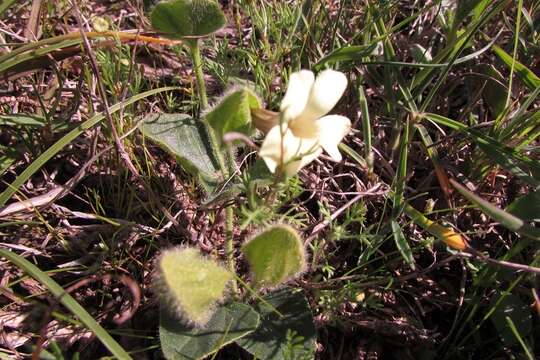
[145,1,324,359]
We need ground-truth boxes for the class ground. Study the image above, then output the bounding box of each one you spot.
[0,0,539,359]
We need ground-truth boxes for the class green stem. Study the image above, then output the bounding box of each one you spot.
[188,39,237,292]
[226,206,237,293]
[188,40,208,109]
[188,39,227,175]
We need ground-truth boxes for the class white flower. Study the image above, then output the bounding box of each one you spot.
[258,69,351,176]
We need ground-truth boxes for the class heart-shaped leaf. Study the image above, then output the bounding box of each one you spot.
[242,225,306,287]
[236,288,316,360]
[206,88,261,145]
[158,247,233,326]
[160,302,260,360]
[150,0,226,39]
[140,113,221,193]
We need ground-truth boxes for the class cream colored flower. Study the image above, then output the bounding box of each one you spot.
[258,69,351,176]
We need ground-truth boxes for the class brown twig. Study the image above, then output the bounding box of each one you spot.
[458,249,540,275]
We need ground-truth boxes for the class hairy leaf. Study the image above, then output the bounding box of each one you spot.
[242,225,306,287]
[205,88,261,144]
[158,248,233,325]
[236,288,316,360]
[160,302,259,360]
[140,113,221,193]
[150,0,226,39]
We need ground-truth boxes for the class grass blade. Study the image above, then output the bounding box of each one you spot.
[450,179,540,240]
[358,85,373,177]
[0,86,180,207]
[0,249,132,359]
[493,44,540,91]
[0,0,20,16]
[424,113,540,186]
[391,220,415,269]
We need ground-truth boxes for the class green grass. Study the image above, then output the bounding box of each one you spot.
[1,0,539,359]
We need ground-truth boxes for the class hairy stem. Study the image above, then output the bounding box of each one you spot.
[189,39,237,291]
[189,40,208,109]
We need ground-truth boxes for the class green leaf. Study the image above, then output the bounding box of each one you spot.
[205,88,261,144]
[391,220,415,270]
[242,225,307,288]
[158,247,233,326]
[160,302,259,360]
[489,292,532,346]
[0,114,46,127]
[506,190,540,221]
[0,114,70,132]
[451,0,490,36]
[236,288,316,360]
[450,179,540,241]
[0,0,19,17]
[0,249,132,360]
[0,144,17,177]
[140,113,221,193]
[314,43,378,70]
[493,44,540,91]
[150,0,226,39]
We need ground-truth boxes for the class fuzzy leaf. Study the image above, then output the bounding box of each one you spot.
[236,288,316,360]
[160,302,260,360]
[205,88,261,144]
[159,248,233,325]
[150,0,226,39]
[140,113,221,193]
[242,225,306,287]
[489,291,532,346]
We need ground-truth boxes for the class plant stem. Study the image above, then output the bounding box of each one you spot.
[188,40,208,109]
[188,39,237,292]
[226,206,238,293]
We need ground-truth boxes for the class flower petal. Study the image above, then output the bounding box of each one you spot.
[259,124,321,176]
[289,70,347,136]
[259,125,284,173]
[280,70,314,122]
[315,115,351,161]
